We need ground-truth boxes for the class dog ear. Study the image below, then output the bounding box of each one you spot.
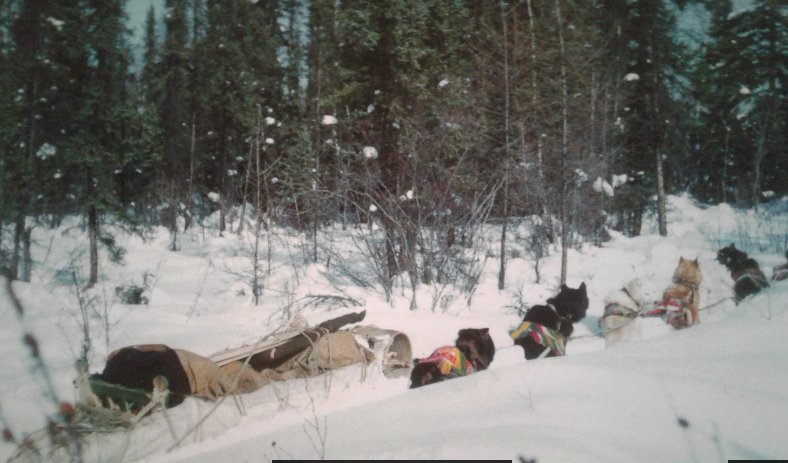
[693,258,699,264]
[679,257,686,263]
[730,243,736,249]
[561,284,568,291]
[480,328,489,334]
[579,282,586,291]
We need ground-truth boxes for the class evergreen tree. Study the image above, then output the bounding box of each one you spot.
[693,0,788,205]
[126,4,164,217]
[59,0,139,285]
[329,0,478,303]
[3,0,71,280]
[198,0,283,233]
[606,0,688,235]
[160,0,190,240]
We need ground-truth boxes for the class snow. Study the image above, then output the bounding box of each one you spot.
[438,79,450,88]
[362,146,378,159]
[321,115,337,125]
[593,177,614,197]
[264,117,275,125]
[36,143,56,159]
[612,174,628,188]
[624,73,640,82]
[2,195,788,462]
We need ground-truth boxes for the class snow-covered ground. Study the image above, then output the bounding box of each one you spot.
[1,194,788,462]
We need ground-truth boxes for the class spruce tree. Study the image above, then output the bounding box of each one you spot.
[608,0,687,235]
[198,0,283,233]
[693,0,788,205]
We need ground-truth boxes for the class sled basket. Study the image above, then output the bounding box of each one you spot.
[87,375,171,412]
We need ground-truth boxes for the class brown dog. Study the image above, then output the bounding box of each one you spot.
[648,257,702,328]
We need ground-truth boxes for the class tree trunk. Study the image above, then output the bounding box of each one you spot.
[88,203,99,287]
[656,148,668,236]
[498,1,510,292]
[10,214,23,280]
[22,226,32,283]
[186,112,196,230]
[555,0,569,286]
[498,173,508,290]
[751,123,767,211]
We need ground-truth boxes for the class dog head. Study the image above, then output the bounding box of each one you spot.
[673,257,703,287]
[623,278,658,307]
[716,244,748,269]
[548,282,589,323]
[456,328,495,371]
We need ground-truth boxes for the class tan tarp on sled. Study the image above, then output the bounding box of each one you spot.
[213,313,413,394]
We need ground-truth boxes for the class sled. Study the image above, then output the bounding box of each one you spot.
[75,361,171,429]
[9,311,413,463]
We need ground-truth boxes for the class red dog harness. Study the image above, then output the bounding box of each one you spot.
[773,263,788,282]
[644,296,696,329]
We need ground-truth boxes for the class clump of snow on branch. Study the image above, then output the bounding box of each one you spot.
[612,174,628,188]
[265,117,275,125]
[625,73,640,82]
[321,115,337,125]
[593,177,615,197]
[438,78,450,88]
[363,146,378,159]
[36,143,56,159]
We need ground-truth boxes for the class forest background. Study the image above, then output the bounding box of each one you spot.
[1,0,786,295]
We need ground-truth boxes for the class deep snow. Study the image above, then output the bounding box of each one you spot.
[1,194,788,462]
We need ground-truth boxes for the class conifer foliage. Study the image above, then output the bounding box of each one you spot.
[0,0,786,290]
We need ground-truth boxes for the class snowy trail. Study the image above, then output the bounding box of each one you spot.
[2,194,788,462]
[150,290,788,463]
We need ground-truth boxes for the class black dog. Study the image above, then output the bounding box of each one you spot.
[512,283,589,360]
[716,243,769,303]
[410,328,495,389]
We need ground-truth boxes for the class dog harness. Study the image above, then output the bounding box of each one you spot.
[644,296,695,329]
[509,321,566,356]
[545,303,574,333]
[773,264,788,282]
[733,269,769,288]
[416,346,475,376]
[598,287,640,326]
[672,277,699,307]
